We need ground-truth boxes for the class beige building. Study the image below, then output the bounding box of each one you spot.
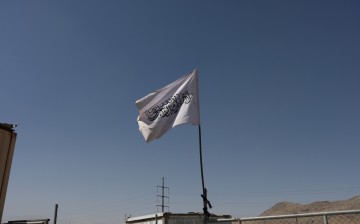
[126,212,233,224]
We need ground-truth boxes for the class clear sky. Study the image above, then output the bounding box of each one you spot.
[1,1,360,224]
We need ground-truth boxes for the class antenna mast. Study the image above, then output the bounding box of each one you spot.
[157,177,169,212]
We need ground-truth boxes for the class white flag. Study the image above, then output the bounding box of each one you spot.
[135,69,200,142]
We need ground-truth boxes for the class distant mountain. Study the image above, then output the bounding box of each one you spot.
[260,195,360,216]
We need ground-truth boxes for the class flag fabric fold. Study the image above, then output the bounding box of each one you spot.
[135,69,200,142]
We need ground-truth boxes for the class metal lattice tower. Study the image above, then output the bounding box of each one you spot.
[157,177,169,212]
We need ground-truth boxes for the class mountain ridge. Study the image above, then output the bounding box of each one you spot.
[260,195,360,216]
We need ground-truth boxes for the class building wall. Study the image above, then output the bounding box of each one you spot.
[0,127,17,223]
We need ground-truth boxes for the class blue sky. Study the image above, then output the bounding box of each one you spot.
[1,1,360,224]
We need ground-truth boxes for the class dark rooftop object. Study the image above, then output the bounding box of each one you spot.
[0,123,17,132]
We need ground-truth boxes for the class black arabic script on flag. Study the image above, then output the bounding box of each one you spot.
[145,91,193,121]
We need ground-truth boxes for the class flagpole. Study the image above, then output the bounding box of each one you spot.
[198,125,211,221]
